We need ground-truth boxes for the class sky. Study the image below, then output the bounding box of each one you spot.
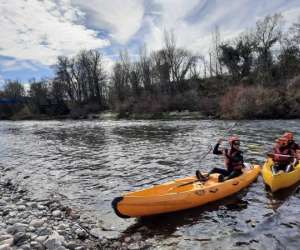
[0,0,300,87]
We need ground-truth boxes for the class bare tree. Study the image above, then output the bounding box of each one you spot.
[3,80,25,99]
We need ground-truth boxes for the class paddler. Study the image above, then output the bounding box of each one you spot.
[283,132,300,152]
[196,136,244,182]
[272,137,295,173]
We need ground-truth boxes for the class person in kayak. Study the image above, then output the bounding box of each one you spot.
[272,137,295,173]
[196,136,244,182]
[283,132,300,152]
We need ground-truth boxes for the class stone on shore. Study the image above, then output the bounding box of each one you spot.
[52,210,62,217]
[29,219,46,228]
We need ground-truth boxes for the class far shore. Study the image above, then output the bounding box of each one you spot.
[1,110,300,122]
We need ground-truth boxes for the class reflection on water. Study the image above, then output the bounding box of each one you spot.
[0,119,300,249]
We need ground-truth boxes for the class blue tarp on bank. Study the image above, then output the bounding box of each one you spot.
[0,98,17,104]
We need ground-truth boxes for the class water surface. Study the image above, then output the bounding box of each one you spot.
[0,119,299,249]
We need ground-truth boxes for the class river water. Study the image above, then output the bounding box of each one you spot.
[0,119,300,249]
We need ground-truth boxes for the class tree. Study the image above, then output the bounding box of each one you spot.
[3,80,25,100]
[219,32,256,81]
[54,50,107,107]
[29,79,49,114]
[219,44,240,80]
[254,13,283,84]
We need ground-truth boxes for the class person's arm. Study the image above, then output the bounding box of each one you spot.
[213,140,223,155]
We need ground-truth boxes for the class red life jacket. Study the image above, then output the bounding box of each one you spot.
[274,145,293,155]
[273,146,294,163]
[224,148,243,172]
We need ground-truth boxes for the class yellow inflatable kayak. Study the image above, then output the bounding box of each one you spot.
[112,165,260,218]
[262,158,300,192]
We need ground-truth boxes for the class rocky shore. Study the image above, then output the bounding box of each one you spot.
[0,179,150,250]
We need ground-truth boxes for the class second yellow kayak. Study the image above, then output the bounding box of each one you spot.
[262,158,300,192]
[112,165,260,218]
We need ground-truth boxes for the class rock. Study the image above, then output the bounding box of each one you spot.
[8,211,17,218]
[132,232,142,241]
[127,243,140,250]
[56,247,68,250]
[35,235,48,243]
[29,219,46,228]
[44,231,65,250]
[52,210,62,217]
[19,244,31,250]
[17,205,26,211]
[124,237,131,243]
[28,226,36,232]
[66,241,81,250]
[0,235,13,241]
[36,227,52,236]
[1,210,9,217]
[111,242,121,248]
[6,223,27,234]
[0,238,13,246]
[0,244,12,250]
[74,228,87,240]
[0,200,7,207]
[30,241,45,250]
[90,228,120,240]
[6,218,18,226]
[37,205,47,211]
[13,232,29,246]
[74,247,85,250]
[58,224,67,231]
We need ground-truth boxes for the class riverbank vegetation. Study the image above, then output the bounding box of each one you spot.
[1,13,300,120]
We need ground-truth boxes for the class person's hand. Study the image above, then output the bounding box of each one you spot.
[218,138,224,144]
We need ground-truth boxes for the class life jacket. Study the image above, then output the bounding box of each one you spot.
[289,141,300,151]
[224,148,243,172]
[273,146,294,163]
[274,146,291,155]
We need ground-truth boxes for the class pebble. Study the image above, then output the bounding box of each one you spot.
[30,241,44,250]
[58,224,67,230]
[52,210,62,217]
[66,241,81,250]
[6,223,27,234]
[132,232,142,241]
[0,235,13,241]
[0,244,12,250]
[37,205,47,211]
[128,243,140,250]
[35,235,49,243]
[17,205,26,211]
[124,236,131,243]
[44,231,65,250]
[0,181,120,250]
[0,238,13,247]
[13,232,29,246]
[29,219,46,228]
[74,228,86,240]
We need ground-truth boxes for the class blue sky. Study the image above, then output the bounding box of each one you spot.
[0,0,300,87]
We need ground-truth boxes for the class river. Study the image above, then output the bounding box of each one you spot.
[0,119,299,249]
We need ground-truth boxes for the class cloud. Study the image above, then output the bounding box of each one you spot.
[73,0,145,44]
[0,0,110,65]
[143,0,300,56]
[0,59,38,72]
[1,0,300,81]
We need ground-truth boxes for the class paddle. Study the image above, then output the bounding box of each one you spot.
[177,122,238,188]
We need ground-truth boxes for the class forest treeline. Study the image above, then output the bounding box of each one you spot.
[1,13,300,120]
